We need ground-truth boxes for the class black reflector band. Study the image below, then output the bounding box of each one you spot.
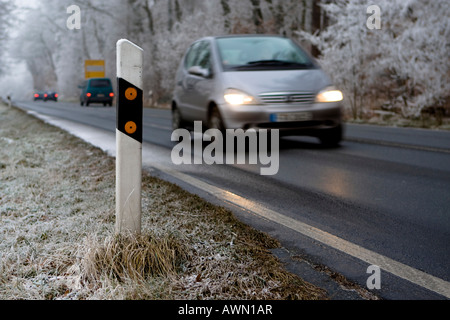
[117,77,143,144]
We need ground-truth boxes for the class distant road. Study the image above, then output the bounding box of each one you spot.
[15,99,450,299]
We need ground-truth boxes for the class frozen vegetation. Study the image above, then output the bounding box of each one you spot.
[0,103,328,300]
[298,0,450,121]
[0,0,447,124]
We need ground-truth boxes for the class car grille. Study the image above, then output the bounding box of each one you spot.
[259,92,315,105]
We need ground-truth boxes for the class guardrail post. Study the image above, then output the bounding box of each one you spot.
[116,39,144,234]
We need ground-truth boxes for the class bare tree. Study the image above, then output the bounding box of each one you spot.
[0,0,15,76]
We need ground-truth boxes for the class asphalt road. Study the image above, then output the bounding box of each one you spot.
[13,99,450,300]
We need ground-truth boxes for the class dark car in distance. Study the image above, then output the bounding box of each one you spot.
[34,91,45,101]
[34,91,58,102]
[79,78,115,107]
[45,91,58,102]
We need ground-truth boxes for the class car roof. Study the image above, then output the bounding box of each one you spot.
[203,34,288,41]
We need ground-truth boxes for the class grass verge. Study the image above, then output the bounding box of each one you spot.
[0,102,327,300]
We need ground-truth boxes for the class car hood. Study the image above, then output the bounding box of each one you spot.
[219,69,332,95]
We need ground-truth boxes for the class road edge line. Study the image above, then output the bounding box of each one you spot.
[153,163,450,299]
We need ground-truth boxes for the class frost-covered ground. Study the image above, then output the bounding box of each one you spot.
[0,103,327,300]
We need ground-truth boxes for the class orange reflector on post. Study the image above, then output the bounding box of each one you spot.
[125,87,138,101]
[125,121,137,134]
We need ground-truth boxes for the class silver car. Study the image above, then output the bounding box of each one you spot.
[172,35,344,146]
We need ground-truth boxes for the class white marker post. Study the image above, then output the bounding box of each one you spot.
[116,39,144,234]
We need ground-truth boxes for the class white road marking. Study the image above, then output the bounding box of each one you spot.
[153,164,450,299]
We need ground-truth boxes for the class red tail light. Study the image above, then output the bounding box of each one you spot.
[34,94,39,98]
[54,94,58,98]
[109,93,114,97]
[44,94,48,98]
[86,93,92,97]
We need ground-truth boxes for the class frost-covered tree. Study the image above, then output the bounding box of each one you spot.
[380,0,450,118]
[298,0,375,119]
[0,0,15,76]
[9,3,59,92]
[298,0,450,119]
[5,0,317,102]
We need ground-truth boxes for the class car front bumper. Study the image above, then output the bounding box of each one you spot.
[218,102,342,134]
[87,97,113,103]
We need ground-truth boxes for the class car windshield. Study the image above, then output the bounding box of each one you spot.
[90,79,111,87]
[216,37,315,71]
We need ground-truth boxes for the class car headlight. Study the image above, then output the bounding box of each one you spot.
[315,87,344,103]
[224,89,256,105]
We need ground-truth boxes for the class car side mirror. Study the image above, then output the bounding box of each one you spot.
[188,66,211,78]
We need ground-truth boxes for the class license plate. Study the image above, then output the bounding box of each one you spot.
[97,94,105,97]
[271,112,313,122]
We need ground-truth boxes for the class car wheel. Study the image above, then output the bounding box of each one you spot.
[172,105,185,130]
[319,125,342,147]
[209,107,225,132]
